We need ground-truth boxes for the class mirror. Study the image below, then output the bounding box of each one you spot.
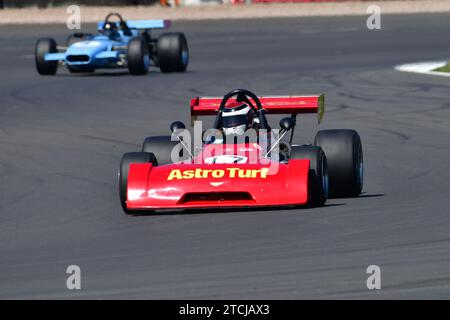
[170,121,186,133]
[279,117,293,131]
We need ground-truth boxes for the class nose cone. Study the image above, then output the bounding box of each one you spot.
[67,40,108,56]
[66,40,110,65]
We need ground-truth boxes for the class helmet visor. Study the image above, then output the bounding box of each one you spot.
[222,115,248,128]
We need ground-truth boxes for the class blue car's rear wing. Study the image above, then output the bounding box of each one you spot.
[97,19,171,31]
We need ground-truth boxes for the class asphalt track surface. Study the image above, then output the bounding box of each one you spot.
[1,14,450,299]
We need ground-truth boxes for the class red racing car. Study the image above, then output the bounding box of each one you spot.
[119,89,363,214]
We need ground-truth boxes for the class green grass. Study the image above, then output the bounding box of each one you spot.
[433,62,450,73]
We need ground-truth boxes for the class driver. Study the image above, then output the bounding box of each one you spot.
[102,22,120,39]
[221,102,256,136]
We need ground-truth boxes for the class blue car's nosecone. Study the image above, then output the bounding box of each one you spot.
[63,37,128,68]
[65,40,107,65]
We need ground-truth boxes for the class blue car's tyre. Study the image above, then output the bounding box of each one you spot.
[127,37,150,75]
[314,129,363,198]
[35,38,58,75]
[290,146,328,207]
[157,33,189,73]
[119,152,156,214]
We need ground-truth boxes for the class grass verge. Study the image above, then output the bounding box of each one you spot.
[433,62,450,73]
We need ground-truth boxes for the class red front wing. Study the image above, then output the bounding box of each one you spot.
[126,160,310,210]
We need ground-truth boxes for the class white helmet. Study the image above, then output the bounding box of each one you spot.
[222,103,254,136]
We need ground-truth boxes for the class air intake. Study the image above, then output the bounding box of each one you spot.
[179,192,253,204]
[66,55,90,62]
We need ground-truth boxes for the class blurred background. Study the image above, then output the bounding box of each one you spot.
[0,0,414,9]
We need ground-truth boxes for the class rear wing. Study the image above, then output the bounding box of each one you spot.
[190,94,325,123]
[97,19,171,31]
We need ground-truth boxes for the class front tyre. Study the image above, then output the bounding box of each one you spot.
[142,136,185,166]
[35,38,58,75]
[157,32,189,73]
[119,152,156,214]
[290,146,328,207]
[127,37,150,75]
[314,129,363,197]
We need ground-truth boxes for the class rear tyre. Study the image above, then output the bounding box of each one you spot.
[290,146,328,207]
[127,37,150,75]
[314,129,363,198]
[119,152,156,214]
[35,38,58,75]
[157,33,189,73]
[142,136,185,166]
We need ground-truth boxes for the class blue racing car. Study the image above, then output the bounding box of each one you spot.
[35,12,189,75]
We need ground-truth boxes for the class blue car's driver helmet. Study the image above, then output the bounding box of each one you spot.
[221,102,255,136]
[103,22,119,39]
